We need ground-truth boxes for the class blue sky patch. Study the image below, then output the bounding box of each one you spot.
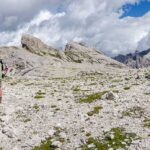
[121,0,150,18]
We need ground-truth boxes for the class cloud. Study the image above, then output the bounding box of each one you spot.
[137,30,150,51]
[0,0,67,31]
[0,0,150,56]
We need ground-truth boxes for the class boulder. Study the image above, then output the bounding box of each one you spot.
[105,91,118,100]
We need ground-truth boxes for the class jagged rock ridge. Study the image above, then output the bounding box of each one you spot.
[114,49,150,68]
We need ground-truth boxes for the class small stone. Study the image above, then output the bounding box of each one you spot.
[106,91,117,100]
[59,132,67,139]
[2,127,15,138]
[110,134,114,140]
[80,138,86,144]
[52,141,62,148]
[88,143,95,148]
[48,129,55,137]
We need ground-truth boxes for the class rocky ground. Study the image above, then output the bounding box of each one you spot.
[0,66,149,150]
[0,35,149,150]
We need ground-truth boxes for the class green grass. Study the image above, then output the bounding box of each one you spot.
[33,104,40,111]
[32,138,54,150]
[144,92,150,95]
[86,133,92,137]
[73,87,81,92]
[87,106,103,116]
[124,87,131,90]
[112,90,119,93]
[82,127,137,150]
[34,95,45,99]
[143,118,150,128]
[79,91,108,103]
[34,90,46,99]
[24,118,31,123]
[89,83,96,86]
[145,73,150,79]
[51,105,57,108]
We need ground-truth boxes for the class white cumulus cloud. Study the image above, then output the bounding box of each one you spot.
[0,0,150,56]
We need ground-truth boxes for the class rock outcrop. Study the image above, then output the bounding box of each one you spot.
[65,42,125,68]
[21,34,66,60]
[0,34,126,76]
[21,34,47,53]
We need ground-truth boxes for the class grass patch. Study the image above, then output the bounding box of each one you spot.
[82,127,137,150]
[145,73,150,79]
[32,138,54,150]
[86,133,92,137]
[73,87,81,92]
[89,83,96,86]
[51,105,57,108]
[33,104,40,111]
[87,106,103,116]
[112,90,119,93]
[144,92,150,95]
[34,95,45,99]
[124,87,131,90]
[24,118,31,123]
[143,118,150,128]
[80,91,108,103]
[34,90,45,99]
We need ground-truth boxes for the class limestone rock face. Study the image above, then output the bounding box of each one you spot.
[0,46,50,75]
[65,42,125,68]
[0,35,127,77]
[114,49,150,68]
[21,34,47,53]
[21,34,66,60]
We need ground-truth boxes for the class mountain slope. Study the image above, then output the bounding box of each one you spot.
[0,35,126,77]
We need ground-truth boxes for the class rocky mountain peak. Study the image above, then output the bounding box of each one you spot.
[64,41,124,68]
[114,49,150,68]
[65,41,97,53]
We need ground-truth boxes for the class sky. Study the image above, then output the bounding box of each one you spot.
[0,0,150,56]
[121,0,150,18]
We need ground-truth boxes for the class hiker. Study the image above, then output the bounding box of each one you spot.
[0,60,9,103]
[0,59,3,103]
[3,63,8,78]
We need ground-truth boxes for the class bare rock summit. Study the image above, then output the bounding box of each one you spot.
[65,41,125,68]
